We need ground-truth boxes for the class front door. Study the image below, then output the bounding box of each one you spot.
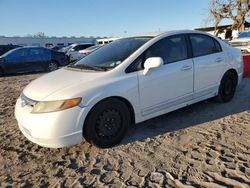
[5,48,29,74]
[137,35,194,116]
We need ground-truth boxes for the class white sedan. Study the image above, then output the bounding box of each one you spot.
[15,30,243,148]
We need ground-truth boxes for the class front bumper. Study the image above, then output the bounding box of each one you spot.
[15,97,86,148]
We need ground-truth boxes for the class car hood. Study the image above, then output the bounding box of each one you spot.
[0,56,4,62]
[23,68,106,101]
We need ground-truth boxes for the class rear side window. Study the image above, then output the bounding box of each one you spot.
[74,44,93,51]
[29,48,44,56]
[190,34,222,57]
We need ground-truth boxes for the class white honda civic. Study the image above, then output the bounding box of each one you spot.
[15,30,243,148]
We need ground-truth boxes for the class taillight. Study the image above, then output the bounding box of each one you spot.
[84,51,91,55]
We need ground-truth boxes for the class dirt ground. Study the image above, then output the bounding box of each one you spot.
[0,72,250,188]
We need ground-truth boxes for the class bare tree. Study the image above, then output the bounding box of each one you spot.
[33,32,46,38]
[25,32,47,38]
[210,0,249,35]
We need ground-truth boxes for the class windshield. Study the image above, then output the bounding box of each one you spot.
[71,37,152,70]
[238,31,250,38]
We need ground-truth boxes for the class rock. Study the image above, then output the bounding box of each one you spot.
[149,172,164,184]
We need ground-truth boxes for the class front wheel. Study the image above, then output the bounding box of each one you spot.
[216,71,237,103]
[47,61,58,72]
[0,68,3,77]
[83,99,130,148]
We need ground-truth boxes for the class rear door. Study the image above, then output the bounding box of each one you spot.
[76,44,94,51]
[189,34,227,98]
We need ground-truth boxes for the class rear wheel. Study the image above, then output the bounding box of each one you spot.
[47,61,58,72]
[83,99,130,148]
[216,71,237,103]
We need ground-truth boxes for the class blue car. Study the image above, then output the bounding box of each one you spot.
[0,47,69,76]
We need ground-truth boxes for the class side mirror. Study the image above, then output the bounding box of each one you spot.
[143,57,163,75]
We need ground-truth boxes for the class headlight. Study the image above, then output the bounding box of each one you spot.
[31,98,82,113]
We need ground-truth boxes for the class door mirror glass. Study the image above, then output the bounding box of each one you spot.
[143,57,163,75]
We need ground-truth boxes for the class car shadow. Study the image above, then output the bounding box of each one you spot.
[1,67,66,78]
[1,71,46,78]
[121,78,250,145]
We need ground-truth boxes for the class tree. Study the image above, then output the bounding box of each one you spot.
[33,32,46,38]
[209,0,249,35]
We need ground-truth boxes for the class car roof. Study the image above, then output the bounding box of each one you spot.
[15,46,48,49]
[74,43,96,46]
[129,29,212,38]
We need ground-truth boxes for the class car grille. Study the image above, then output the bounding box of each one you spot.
[20,93,37,107]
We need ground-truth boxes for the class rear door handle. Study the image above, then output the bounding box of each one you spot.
[181,65,192,71]
[215,58,223,63]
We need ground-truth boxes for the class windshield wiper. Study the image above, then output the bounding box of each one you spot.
[67,64,105,71]
[93,66,111,71]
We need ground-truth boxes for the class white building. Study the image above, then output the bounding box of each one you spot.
[0,36,97,47]
[195,22,250,40]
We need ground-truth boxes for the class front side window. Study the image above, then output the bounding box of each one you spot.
[145,35,188,64]
[126,35,188,72]
[6,48,29,62]
[190,34,222,57]
[70,37,151,71]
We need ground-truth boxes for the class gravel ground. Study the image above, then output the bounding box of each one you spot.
[0,72,250,188]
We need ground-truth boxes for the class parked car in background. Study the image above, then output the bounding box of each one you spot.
[69,45,102,62]
[0,47,68,76]
[15,30,243,148]
[230,30,250,53]
[50,45,65,51]
[0,45,22,56]
[222,39,231,46]
[65,43,96,62]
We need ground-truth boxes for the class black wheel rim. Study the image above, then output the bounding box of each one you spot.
[95,109,122,140]
[49,62,57,71]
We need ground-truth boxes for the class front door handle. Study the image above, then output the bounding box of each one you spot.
[181,65,192,71]
[215,58,223,63]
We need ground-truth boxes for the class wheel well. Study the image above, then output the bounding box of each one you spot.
[84,96,136,128]
[113,97,135,125]
[226,69,238,84]
[51,60,59,65]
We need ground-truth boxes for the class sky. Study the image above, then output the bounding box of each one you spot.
[0,0,233,37]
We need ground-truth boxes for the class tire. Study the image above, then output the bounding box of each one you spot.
[0,68,3,77]
[83,98,131,148]
[216,71,237,103]
[47,61,58,72]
